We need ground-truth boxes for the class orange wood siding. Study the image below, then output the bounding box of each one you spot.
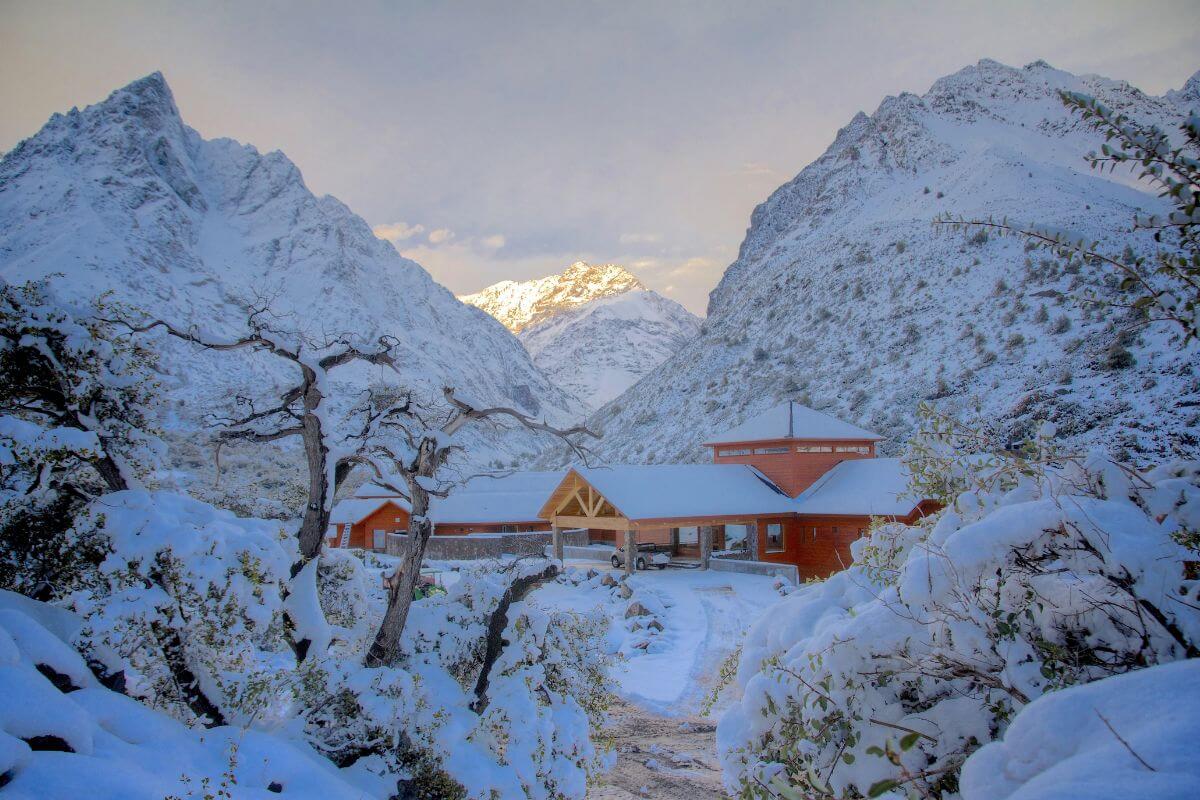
[347,502,409,550]
[777,515,872,579]
[710,438,876,496]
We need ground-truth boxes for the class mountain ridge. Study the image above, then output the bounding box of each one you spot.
[569,59,1200,468]
[0,72,582,499]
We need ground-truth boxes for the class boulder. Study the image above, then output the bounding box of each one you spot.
[625,601,650,618]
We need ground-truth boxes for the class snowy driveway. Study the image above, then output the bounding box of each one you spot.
[529,561,786,798]
[529,561,785,715]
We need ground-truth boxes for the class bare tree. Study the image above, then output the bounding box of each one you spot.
[117,306,400,570]
[118,305,596,668]
[345,387,594,669]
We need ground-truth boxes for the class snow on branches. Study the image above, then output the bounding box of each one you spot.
[0,280,164,597]
[66,490,296,728]
[0,279,163,500]
[299,557,611,799]
[718,448,1199,799]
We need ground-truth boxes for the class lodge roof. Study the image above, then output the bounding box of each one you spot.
[330,497,410,525]
[430,470,564,523]
[540,463,796,522]
[705,401,881,445]
[792,457,921,517]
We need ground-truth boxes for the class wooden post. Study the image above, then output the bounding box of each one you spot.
[623,529,635,577]
[552,525,564,563]
[747,521,760,560]
[699,526,713,570]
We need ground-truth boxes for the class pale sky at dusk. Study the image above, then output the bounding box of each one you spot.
[2,1,1196,315]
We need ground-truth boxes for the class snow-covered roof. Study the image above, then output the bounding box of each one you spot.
[705,401,882,445]
[549,464,796,522]
[792,458,921,517]
[431,471,565,524]
[329,497,410,525]
[354,482,405,498]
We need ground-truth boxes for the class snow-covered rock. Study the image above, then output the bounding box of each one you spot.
[462,263,700,413]
[0,73,581,493]
[582,60,1200,466]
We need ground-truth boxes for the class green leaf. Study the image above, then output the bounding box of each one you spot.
[868,778,899,797]
[842,753,856,765]
[900,731,921,751]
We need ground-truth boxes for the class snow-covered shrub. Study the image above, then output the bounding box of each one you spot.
[474,604,611,799]
[65,490,296,727]
[300,558,611,799]
[0,280,163,596]
[0,591,367,799]
[718,451,1200,799]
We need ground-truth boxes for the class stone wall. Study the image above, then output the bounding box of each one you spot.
[709,557,799,583]
[386,529,588,560]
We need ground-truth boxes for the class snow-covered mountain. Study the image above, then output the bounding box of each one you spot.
[521,288,701,412]
[461,261,646,332]
[0,73,581,495]
[573,60,1200,467]
[462,263,701,412]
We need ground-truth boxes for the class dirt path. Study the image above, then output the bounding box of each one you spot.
[588,699,728,799]
[590,586,746,799]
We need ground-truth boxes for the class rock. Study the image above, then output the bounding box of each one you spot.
[630,639,650,650]
[646,618,664,632]
[600,573,616,587]
[586,567,599,580]
[617,582,634,599]
[625,601,650,618]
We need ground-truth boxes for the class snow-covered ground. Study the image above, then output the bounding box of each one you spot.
[530,559,786,716]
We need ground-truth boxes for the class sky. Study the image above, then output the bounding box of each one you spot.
[2,1,1197,315]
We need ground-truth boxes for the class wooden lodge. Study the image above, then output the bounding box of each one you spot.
[327,402,938,581]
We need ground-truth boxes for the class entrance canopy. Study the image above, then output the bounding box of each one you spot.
[538,464,794,529]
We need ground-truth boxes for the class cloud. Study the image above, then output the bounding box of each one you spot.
[739,162,775,176]
[372,221,425,243]
[427,228,455,245]
[618,232,663,245]
[480,234,506,250]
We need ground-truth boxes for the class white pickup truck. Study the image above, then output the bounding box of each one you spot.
[610,542,670,570]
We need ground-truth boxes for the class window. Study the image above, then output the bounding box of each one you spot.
[796,445,833,453]
[766,522,785,553]
[395,517,404,523]
[754,446,790,454]
[835,445,872,454]
[718,448,751,456]
[724,524,750,551]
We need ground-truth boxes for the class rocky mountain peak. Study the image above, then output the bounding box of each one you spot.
[460,260,647,333]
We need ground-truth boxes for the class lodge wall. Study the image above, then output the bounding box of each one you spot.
[344,502,410,550]
[710,438,876,496]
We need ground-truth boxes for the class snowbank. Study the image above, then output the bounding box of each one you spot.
[0,596,366,799]
[960,660,1200,800]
